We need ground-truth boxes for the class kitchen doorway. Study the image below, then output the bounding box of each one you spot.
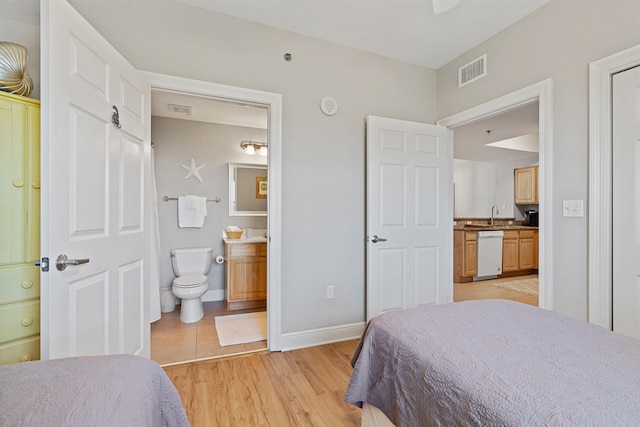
[438,79,553,310]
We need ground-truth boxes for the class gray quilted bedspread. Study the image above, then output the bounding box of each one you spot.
[0,354,190,427]
[345,299,640,426]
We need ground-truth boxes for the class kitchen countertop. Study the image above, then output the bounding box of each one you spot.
[454,224,538,231]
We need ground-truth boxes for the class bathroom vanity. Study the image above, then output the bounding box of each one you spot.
[224,240,267,310]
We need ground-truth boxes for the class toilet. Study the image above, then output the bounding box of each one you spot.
[170,247,213,323]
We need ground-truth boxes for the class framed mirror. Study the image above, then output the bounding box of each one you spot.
[229,162,267,216]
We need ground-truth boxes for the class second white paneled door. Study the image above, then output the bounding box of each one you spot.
[366,116,453,321]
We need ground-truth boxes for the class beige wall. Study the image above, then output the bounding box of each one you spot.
[437,0,640,321]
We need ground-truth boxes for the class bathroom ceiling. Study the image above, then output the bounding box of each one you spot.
[174,0,551,69]
[151,91,268,129]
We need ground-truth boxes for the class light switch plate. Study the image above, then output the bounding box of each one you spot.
[563,200,584,217]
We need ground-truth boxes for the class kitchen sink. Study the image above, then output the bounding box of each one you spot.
[464,224,495,228]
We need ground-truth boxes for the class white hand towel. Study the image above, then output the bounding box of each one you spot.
[178,195,208,228]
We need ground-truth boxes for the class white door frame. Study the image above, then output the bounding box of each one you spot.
[141,72,283,350]
[588,44,640,329]
[437,79,554,310]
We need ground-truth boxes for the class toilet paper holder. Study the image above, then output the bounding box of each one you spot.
[215,255,226,264]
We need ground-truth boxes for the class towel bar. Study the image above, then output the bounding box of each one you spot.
[163,195,221,203]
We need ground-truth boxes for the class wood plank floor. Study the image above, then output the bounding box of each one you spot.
[163,277,538,425]
[164,339,362,427]
[454,274,538,306]
[151,301,267,366]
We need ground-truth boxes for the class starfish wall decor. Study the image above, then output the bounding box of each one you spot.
[181,158,206,182]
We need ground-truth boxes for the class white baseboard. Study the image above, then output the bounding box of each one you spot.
[279,322,366,352]
[202,289,225,302]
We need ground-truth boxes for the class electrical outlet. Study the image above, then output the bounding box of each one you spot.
[326,285,335,299]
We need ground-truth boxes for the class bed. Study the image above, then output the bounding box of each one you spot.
[0,354,190,427]
[345,299,640,426]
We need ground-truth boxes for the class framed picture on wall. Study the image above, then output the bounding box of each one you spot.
[256,176,267,198]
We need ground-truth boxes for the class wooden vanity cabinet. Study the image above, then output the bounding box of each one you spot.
[514,166,538,204]
[0,92,40,366]
[224,242,267,310]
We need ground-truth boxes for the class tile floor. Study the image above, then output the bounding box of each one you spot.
[151,301,267,366]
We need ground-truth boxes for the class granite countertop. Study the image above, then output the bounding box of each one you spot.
[453,218,538,231]
[454,224,538,231]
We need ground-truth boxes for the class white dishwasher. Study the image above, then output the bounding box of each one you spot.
[475,230,504,279]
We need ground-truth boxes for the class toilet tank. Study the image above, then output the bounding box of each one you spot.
[170,247,213,276]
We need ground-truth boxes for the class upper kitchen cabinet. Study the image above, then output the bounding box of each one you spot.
[514,165,538,204]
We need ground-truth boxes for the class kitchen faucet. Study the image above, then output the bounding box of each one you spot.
[491,204,499,226]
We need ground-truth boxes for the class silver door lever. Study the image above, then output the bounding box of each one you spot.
[56,254,90,271]
[371,235,388,243]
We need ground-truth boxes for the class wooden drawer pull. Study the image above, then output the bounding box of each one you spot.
[21,318,33,327]
[20,355,33,362]
[21,280,33,289]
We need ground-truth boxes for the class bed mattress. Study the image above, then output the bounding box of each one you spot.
[345,299,640,426]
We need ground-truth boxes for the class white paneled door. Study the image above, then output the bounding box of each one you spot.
[366,116,453,321]
[612,65,640,340]
[40,0,151,359]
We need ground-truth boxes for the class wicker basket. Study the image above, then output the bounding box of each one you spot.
[226,230,243,240]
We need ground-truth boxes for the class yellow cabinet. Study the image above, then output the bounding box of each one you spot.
[224,242,267,310]
[0,92,40,366]
[514,166,538,204]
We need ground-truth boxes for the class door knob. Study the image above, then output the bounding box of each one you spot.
[56,254,90,271]
[371,235,388,243]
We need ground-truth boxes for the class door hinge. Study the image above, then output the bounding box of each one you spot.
[35,257,49,272]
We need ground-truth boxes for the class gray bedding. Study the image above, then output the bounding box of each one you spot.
[345,299,640,426]
[0,354,190,427]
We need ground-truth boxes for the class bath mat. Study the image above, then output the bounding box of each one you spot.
[215,311,266,347]
[488,278,538,297]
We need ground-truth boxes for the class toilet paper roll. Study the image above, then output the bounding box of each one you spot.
[215,255,225,264]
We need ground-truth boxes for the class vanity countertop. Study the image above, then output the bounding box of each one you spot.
[223,237,268,244]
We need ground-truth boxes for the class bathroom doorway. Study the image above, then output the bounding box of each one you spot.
[144,74,282,365]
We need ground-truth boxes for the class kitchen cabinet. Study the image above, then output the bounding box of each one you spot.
[519,229,536,270]
[224,242,267,310]
[454,231,477,282]
[0,92,40,366]
[514,166,538,204]
[502,231,519,273]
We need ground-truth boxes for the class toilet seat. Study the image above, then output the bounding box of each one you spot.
[173,274,208,288]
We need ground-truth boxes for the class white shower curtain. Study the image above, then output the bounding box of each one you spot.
[149,146,162,322]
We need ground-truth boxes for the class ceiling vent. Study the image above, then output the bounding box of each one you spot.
[458,54,487,88]
[168,104,193,115]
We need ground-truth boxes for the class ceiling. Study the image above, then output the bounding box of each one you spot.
[1,0,540,160]
[175,0,551,69]
[151,91,268,129]
[453,101,539,162]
